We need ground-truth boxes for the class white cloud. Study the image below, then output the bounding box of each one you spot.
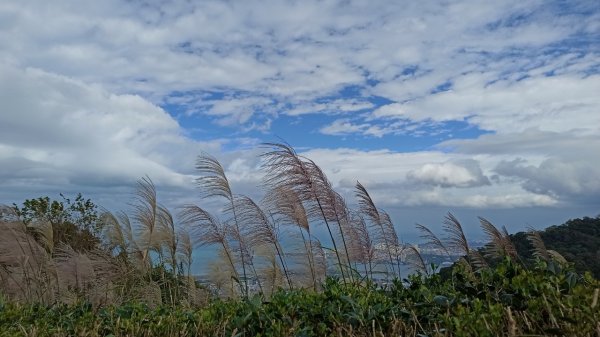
[286,99,374,116]
[0,0,598,226]
[407,160,490,188]
[438,129,600,205]
[439,129,600,160]
[370,74,600,134]
[319,119,371,136]
[495,158,600,203]
[301,148,555,209]
[1,0,596,131]
[0,62,225,207]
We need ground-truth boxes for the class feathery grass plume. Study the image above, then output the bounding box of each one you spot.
[405,245,428,275]
[228,221,264,295]
[354,181,399,274]
[0,221,56,304]
[526,227,567,264]
[195,152,249,295]
[55,246,121,307]
[304,160,353,281]
[140,280,163,308]
[101,211,144,269]
[158,206,178,274]
[155,206,181,305]
[235,195,292,289]
[415,223,449,257]
[380,211,402,277]
[264,186,310,231]
[320,188,353,279]
[346,213,375,278]
[222,199,264,294]
[131,176,162,269]
[181,274,211,307]
[526,227,549,261]
[208,247,241,298]
[0,204,18,219]
[310,237,327,286]
[54,245,95,297]
[255,244,286,298]
[547,250,568,264]
[101,212,127,255]
[261,142,350,282]
[263,186,318,289]
[86,249,128,306]
[469,250,489,270]
[355,181,398,277]
[28,220,54,256]
[442,212,470,257]
[179,205,239,284]
[479,217,518,261]
[177,228,193,278]
[443,213,489,269]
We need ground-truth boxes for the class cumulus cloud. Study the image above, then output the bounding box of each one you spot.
[0,0,598,226]
[1,0,597,132]
[495,158,600,204]
[438,130,600,205]
[406,160,490,188]
[301,148,555,209]
[370,74,600,134]
[0,62,228,208]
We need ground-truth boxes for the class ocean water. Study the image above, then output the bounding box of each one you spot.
[190,245,452,281]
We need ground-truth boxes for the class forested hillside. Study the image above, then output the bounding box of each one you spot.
[511,216,600,278]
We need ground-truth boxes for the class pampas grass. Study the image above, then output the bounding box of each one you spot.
[0,141,581,309]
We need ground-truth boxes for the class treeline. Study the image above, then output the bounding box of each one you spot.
[510,216,600,278]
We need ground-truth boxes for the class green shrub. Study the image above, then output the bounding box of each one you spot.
[1,259,598,337]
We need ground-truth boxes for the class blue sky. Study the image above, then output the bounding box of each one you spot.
[0,0,599,243]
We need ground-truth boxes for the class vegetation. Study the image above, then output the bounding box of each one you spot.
[0,258,598,336]
[1,143,599,336]
[12,193,102,252]
[510,216,600,278]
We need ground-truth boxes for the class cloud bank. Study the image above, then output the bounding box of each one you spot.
[0,0,598,231]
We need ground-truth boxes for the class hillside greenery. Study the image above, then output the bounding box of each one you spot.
[510,216,600,278]
[1,143,599,336]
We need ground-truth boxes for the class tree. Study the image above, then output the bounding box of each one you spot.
[12,193,102,252]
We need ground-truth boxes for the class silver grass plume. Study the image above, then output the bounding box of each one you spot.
[131,176,162,268]
[195,152,249,294]
[442,212,470,257]
[179,205,239,282]
[479,217,518,261]
[380,211,402,277]
[405,246,428,275]
[346,213,375,278]
[177,228,193,277]
[355,181,398,276]
[526,227,567,264]
[263,186,318,288]
[415,223,449,257]
[261,142,350,282]
[0,221,55,304]
[235,195,292,289]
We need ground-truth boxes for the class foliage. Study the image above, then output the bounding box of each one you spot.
[12,194,102,252]
[511,216,600,278]
[0,259,598,336]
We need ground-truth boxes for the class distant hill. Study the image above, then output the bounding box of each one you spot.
[510,215,600,278]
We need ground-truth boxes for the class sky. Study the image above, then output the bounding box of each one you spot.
[0,0,599,241]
